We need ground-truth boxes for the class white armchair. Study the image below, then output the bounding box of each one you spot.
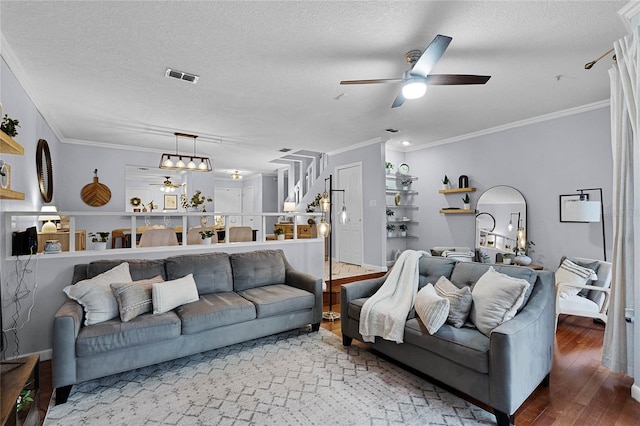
[555,257,612,329]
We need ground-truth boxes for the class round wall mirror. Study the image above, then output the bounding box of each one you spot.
[476,186,526,258]
[36,139,53,203]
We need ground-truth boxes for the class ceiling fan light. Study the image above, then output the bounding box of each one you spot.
[402,79,427,99]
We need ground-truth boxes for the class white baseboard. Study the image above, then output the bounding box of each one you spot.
[632,382,640,403]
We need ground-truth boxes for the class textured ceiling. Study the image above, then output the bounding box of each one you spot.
[0,1,629,178]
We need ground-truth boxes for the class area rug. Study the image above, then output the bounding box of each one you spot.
[44,327,494,425]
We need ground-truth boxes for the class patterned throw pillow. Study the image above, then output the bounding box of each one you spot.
[555,258,598,297]
[414,284,450,335]
[559,256,600,297]
[111,275,165,322]
[434,276,472,328]
[442,250,475,262]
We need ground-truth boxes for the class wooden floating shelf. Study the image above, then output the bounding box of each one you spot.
[440,209,474,214]
[0,131,24,155]
[0,187,26,200]
[439,187,476,194]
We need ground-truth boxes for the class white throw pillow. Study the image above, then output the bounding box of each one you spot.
[442,250,474,262]
[414,284,450,335]
[152,274,200,314]
[555,259,598,297]
[63,262,132,326]
[470,267,530,337]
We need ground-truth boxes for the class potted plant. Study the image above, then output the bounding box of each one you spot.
[401,178,412,190]
[274,227,285,240]
[441,175,450,190]
[181,190,213,212]
[385,162,394,174]
[199,229,215,244]
[386,223,395,237]
[462,193,471,210]
[89,231,110,250]
[130,197,142,212]
[386,208,395,221]
[399,223,407,237]
[1,114,20,137]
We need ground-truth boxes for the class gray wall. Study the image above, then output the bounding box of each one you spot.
[401,107,613,268]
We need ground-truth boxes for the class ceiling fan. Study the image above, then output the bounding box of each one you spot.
[150,176,181,192]
[340,34,491,108]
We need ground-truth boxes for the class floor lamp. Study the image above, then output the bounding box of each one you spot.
[562,187,606,261]
[317,174,347,321]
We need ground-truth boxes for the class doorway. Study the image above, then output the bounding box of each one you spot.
[336,163,363,265]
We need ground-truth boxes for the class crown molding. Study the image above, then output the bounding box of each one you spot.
[404,100,610,151]
[619,1,640,32]
[327,136,386,156]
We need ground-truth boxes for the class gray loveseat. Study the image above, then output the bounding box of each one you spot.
[341,256,555,426]
[53,249,322,403]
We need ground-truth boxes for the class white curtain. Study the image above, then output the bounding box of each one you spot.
[602,28,639,375]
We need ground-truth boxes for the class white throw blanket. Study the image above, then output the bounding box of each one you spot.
[359,250,430,343]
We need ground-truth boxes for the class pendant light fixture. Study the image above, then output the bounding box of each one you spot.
[160,132,212,172]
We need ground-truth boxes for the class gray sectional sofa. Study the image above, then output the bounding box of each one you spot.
[53,249,322,403]
[341,256,555,426]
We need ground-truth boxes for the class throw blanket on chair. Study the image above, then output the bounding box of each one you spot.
[359,250,429,343]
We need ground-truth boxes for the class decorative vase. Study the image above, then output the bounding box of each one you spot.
[402,185,409,191]
[394,193,401,206]
[387,231,394,238]
[400,231,407,237]
[200,216,208,227]
[203,237,212,245]
[515,255,532,266]
[94,242,107,251]
[458,175,469,189]
[44,240,61,254]
[463,203,470,210]
[442,183,450,190]
[277,234,285,241]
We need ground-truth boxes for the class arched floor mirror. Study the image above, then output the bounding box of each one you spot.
[476,185,526,262]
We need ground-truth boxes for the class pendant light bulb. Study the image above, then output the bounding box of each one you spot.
[176,157,186,168]
[163,157,174,168]
[317,217,331,238]
[198,160,208,170]
[187,158,197,169]
[339,206,348,225]
[320,191,331,212]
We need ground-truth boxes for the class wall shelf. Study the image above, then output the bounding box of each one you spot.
[438,187,476,194]
[0,131,24,155]
[440,209,474,214]
[0,187,25,200]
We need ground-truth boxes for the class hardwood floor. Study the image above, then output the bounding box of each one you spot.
[36,299,640,425]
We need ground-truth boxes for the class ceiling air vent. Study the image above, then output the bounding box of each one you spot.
[279,148,292,153]
[165,68,199,84]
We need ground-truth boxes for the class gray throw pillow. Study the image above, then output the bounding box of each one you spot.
[434,276,472,328]
[111,275,164,322]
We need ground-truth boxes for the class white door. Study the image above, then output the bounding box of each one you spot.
[242,186,256,228]
[214,188,242,226]
[337,164,363,265]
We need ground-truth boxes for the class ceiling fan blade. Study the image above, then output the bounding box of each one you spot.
[340,78,404,85]
[411,34,452,77]
[391,92,406,108]
[425,74,491,85]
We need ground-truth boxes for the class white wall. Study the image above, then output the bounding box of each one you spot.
[401,106,613,268]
